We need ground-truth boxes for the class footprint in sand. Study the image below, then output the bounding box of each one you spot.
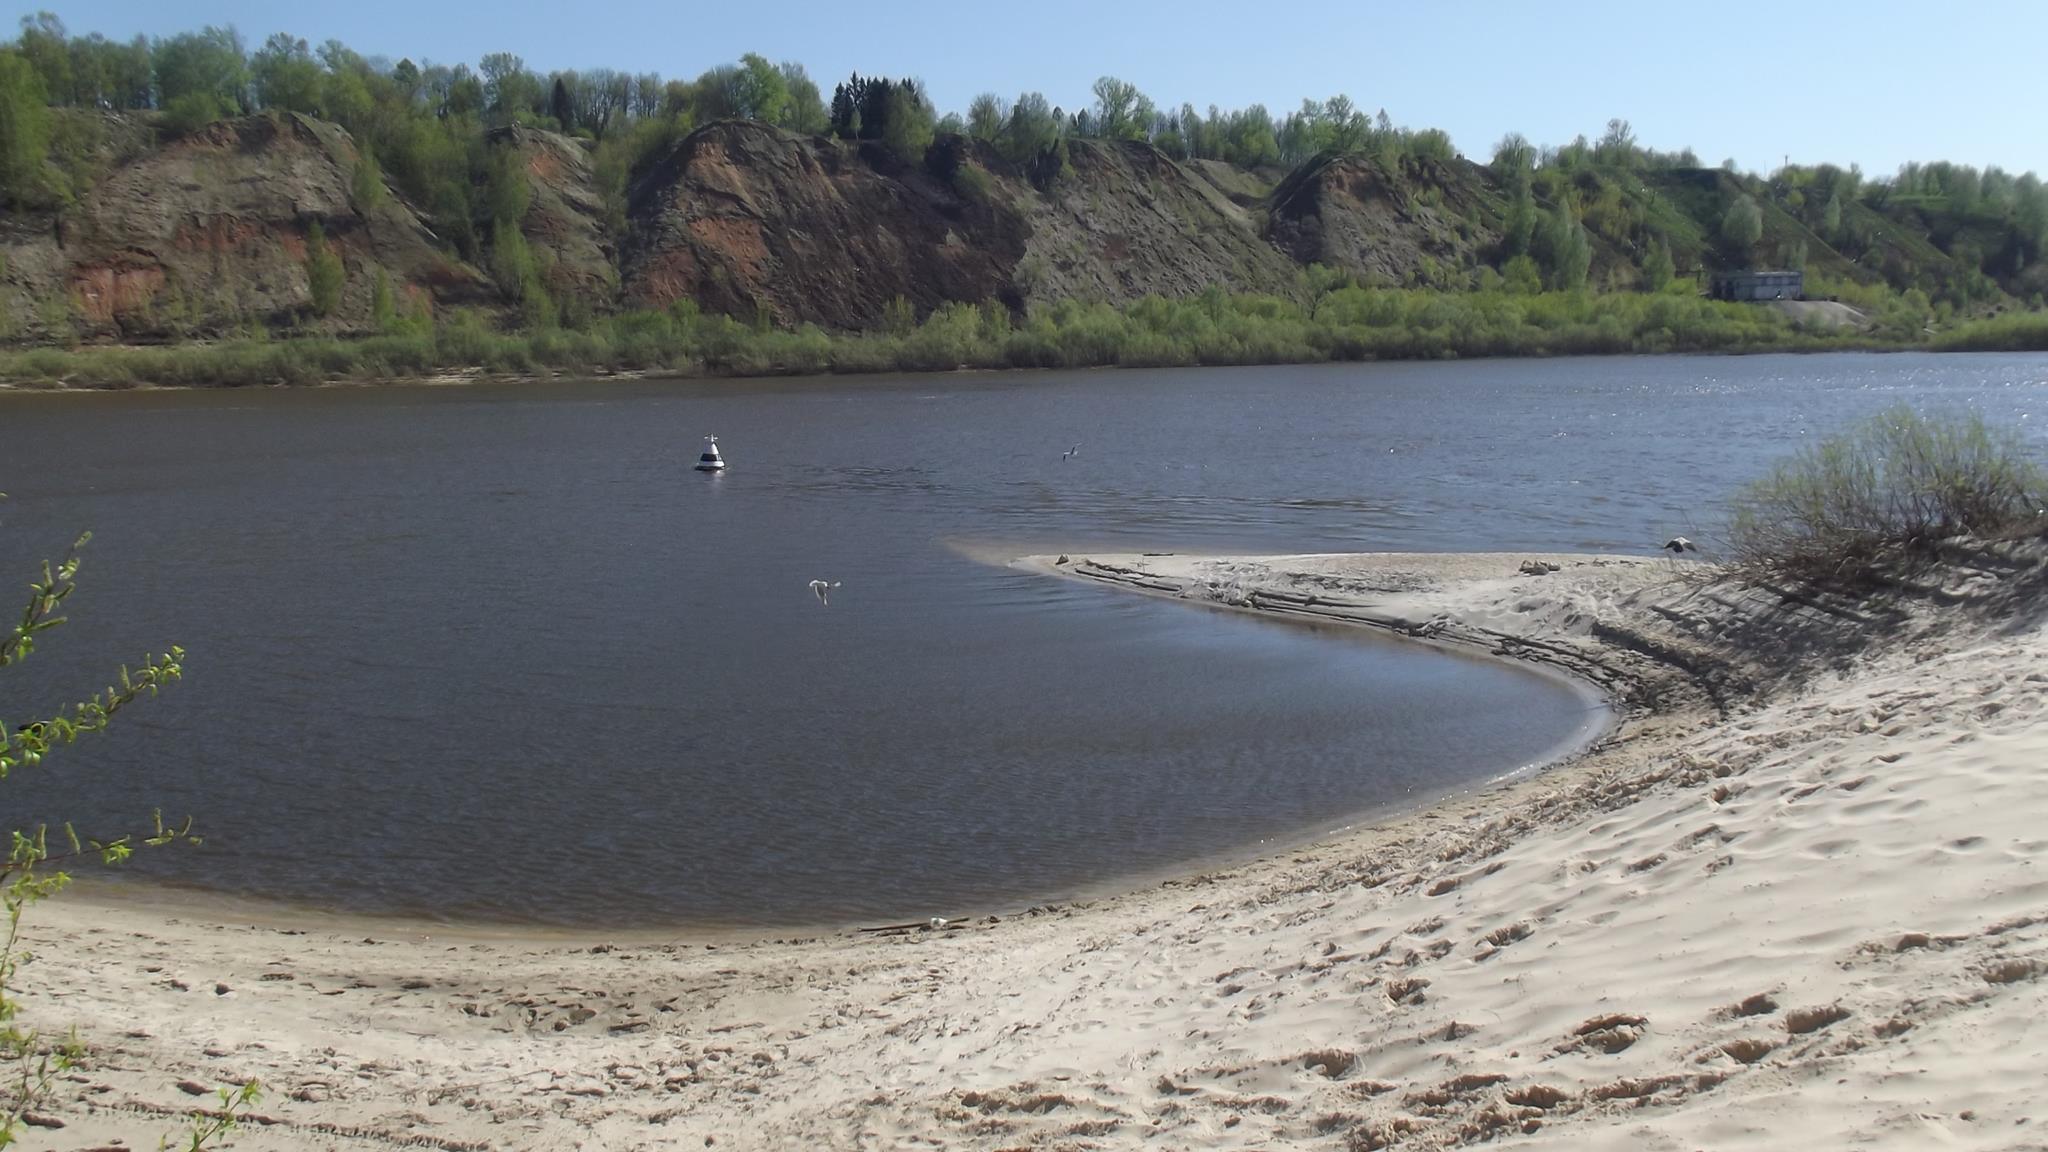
[1783,1004,1850,1034]
[1720,992,1778,1019]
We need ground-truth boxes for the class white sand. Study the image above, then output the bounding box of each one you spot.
[18,550,2048,1150]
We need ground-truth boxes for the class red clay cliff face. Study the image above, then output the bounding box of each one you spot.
[1,112,483,341]
[1,111,1560,347]
[617,124,1316,328]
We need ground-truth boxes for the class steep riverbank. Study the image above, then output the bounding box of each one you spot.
[20,548,2048,1149]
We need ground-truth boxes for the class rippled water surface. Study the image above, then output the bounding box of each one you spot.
[2,352,2041,927]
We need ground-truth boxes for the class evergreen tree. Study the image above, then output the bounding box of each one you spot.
[855,74,891,141]
[549,76,572,131]
[828,82,856,138]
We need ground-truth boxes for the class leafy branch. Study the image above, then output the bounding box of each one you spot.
[0,522,244,1145]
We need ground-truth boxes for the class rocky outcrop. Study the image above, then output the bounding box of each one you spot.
[1267,153,1501,287]
[0,111,1956,347]
[1012,139,1299,307]
[0,112,482,341]
[617,125,1305,327]
[491,124,618,309]
[619,121,1029,329]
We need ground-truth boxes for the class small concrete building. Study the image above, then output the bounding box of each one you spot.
[1710,270,1804,302]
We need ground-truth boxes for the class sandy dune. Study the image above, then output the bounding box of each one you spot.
[18,550,2048,1150]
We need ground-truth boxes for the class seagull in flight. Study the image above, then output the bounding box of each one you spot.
[1062,443,1081,461]
[809,579,842,606]
[1664,536,1696,554]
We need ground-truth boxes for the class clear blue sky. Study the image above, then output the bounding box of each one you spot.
[20,0,2046,177]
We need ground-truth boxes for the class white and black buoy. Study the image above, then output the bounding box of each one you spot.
[694,435,726,472]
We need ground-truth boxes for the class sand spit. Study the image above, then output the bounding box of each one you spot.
[20,549,2048,1150]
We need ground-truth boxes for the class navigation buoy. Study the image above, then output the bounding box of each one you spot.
[695,435,726,472]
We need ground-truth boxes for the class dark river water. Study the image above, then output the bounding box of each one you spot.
[1,352,2042,929]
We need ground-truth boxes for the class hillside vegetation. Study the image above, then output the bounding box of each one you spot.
[1,13,2045,383]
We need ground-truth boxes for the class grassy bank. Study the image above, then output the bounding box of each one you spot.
[0,286,1989,391]
[1929,312,2048,352]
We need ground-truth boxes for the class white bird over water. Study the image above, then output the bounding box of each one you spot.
[809,579,842,606]
[1664,536,1696,554]
[1062,443,1081,461]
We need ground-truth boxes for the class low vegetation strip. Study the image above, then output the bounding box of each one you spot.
[0,288,1913,390]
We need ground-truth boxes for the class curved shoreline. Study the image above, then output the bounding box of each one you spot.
[58,550,1641,941]
[22,548,2048,1150]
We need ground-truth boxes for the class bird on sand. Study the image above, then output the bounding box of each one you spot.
[1062,443,1081,461]
[809,579,842,605]
[1664,537,1696,554]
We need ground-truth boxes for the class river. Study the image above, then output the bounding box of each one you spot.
[1,351,2041,928]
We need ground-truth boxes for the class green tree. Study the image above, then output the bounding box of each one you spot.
[881,79,934,161]
[1640,237,1675,292]
[1089,76,1149,141]
[479,52,539,122]
[0,50,52,207]
[548,76,571,130]
[15,13,69,103]
[304,220,343,316]
[1501,185,1536,257]
[775,60,826,133]
[487,219,539,309]
[1821,190,1842,239]
[998,91,1060,166]
[151,26,248,113]
[1722,194,1764,258]
[1594,118,1636,168]
[1538,206,1591,291]
[967,93,1006,141]
[1491,133,1534,183]
[250,32,321,113]
[731,54,789,125]
[351,144,385,208]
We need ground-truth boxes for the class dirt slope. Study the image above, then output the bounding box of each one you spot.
[618,123,1302,328]
[1266,153,1501,287]
[618,122,1029,329]
[1013,138,1300,306]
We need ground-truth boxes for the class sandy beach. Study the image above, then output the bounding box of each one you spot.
[19,548,2048,1150]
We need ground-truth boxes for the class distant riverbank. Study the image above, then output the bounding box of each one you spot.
[5,288,2041,392]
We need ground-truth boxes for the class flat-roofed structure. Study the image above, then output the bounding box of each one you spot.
[1710,270,1804,302]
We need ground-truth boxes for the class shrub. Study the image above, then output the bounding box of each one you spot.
[1930,312,2048,353]
[304,221,343,318]
[950,162,993,205]
[1728,406,2046,583]
[161,92,226,136]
